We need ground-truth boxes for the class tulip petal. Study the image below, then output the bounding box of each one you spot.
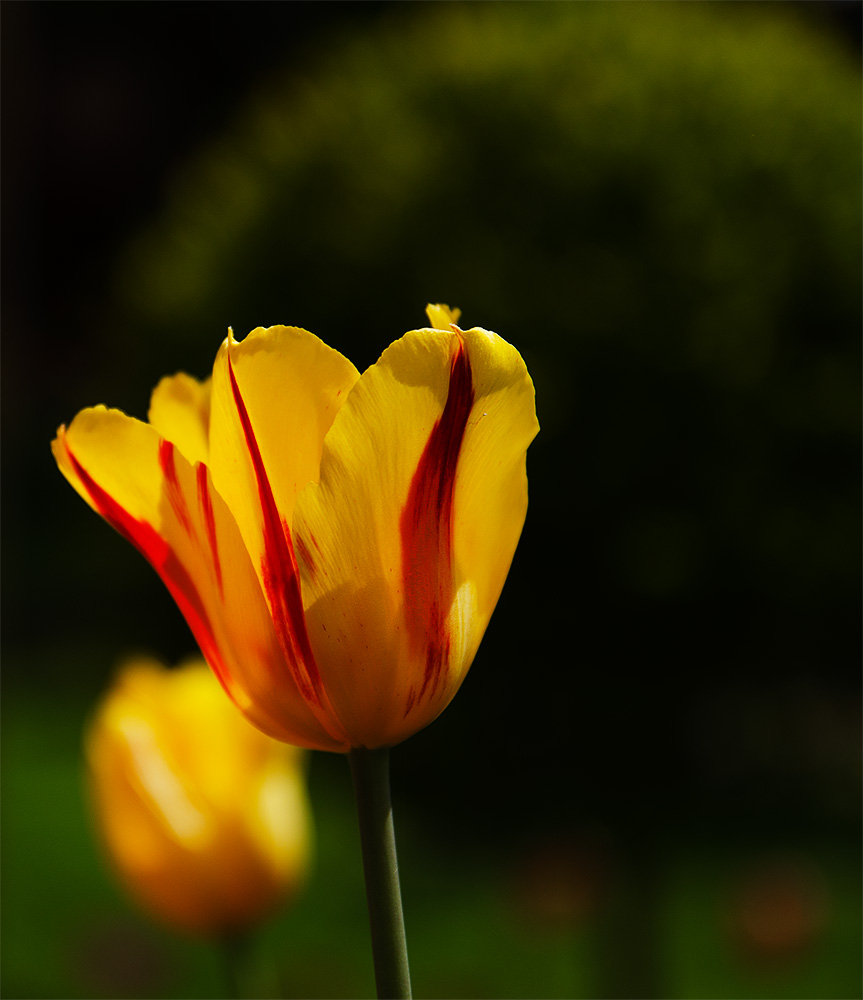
[294,324,539,747]
[209,326,358,729]
[425,303,462,330]
[53,408,350,751]
[148,372,212,466]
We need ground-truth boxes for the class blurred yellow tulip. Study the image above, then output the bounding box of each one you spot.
[86,657,311,937]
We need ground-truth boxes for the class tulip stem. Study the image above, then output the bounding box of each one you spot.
[349,747,412,1000]
[218,932,249,1000]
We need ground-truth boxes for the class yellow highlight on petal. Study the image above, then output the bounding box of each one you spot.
[447,578,480,685]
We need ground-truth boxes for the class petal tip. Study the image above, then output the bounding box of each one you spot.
[425,303,462,332]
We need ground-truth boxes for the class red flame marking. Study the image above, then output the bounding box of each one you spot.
[196,462,223,598]
[64,442,230,688]
[295,532,317,583]
[400,338,474,714]
[158,439,193,536]
[227,355,323,706]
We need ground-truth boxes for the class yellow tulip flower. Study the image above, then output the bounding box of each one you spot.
[86,657,311,937]
[55,306,538,751]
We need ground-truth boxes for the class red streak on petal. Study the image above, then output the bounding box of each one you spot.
[400,337,474,711]
[227,354,323,706]
[295,532,318,583]
[64,442,229,687]
[196,462,223,598]
[158,439,193,536]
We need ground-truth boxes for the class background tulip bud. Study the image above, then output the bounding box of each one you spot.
[85,657,311,937]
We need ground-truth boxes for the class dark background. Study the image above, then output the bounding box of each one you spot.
[2,3,861,998]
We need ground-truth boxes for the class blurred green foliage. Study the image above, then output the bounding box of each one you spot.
[113,3,860,390]
[3,691,861,999]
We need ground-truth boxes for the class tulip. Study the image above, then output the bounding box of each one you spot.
[57,305,537,997]
[54,306,538,753]
[86,657,311,938]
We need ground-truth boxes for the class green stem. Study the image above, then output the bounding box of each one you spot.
[349,747,412,1000]
[218,932,249,1000]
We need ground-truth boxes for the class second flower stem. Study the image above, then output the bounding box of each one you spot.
[349,747,412,1000]
[218,932,249,1000]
